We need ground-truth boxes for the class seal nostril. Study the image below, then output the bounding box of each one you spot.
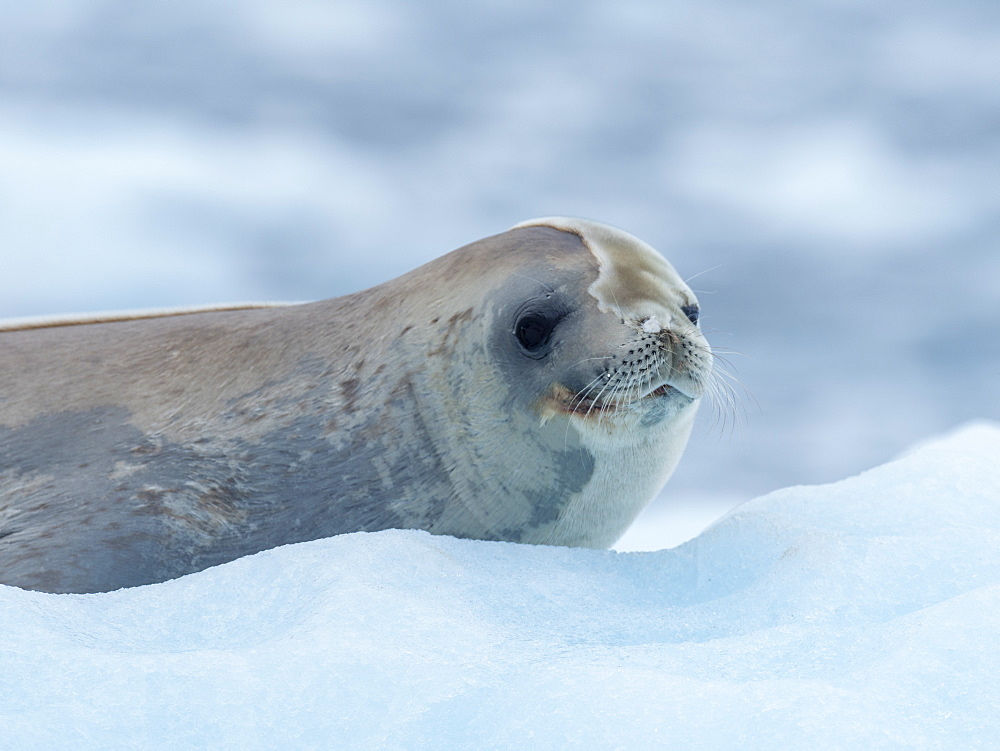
[681,304,700,326]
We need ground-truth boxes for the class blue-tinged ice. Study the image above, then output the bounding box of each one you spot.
[2,422,998,748]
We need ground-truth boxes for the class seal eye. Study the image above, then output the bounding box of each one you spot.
[515,312,557,355]
[681,304,700,326]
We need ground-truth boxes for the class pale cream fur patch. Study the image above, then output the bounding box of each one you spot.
[510,217,695,322]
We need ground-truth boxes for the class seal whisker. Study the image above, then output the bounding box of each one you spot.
[684,264,723,285]
[571,356,615,367]
[594,376,627,430]
[576,362,620,409]
[570,371,609,411]
[703,352,753,438]
[560,370,612,448]
[586,365,625,417]
[509,272,555,294]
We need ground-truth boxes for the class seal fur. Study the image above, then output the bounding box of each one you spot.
[0,218,711,592]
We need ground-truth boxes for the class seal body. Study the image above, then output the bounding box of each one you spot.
[0,218,711,593]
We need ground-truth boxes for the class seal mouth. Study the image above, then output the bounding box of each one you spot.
[550,380,686,416]
[647,381,702,401]
[648,383,673,399]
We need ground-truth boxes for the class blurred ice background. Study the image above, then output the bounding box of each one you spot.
[1,0,997,546]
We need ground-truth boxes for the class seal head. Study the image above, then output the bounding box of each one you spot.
[419,217,711,547]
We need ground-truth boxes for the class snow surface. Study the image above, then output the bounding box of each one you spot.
[2,422,998,749]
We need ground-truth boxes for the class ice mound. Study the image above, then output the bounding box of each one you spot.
[2,422,998,748]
